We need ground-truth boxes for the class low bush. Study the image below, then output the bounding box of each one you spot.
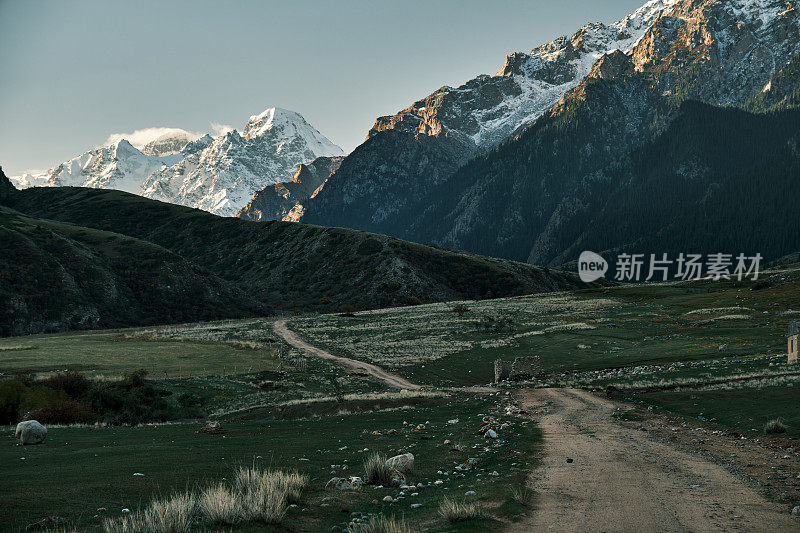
[0,369,199,426]
[764,418,787,435]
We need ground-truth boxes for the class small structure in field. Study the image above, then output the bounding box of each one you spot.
[494,356,541,382]
[789,321,799,364]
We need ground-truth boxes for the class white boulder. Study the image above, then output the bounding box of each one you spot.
[15,420,47,445]
[385,453,414,473]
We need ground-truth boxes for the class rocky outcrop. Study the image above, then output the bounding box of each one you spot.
[236,156,343,222]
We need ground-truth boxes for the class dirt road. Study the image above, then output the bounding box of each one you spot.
[512,388,796,532]
[273,319,421,390]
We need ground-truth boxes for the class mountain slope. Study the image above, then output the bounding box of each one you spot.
[0,193,265,336]
[405,0,800,265]
[301,0,681,234]
[539,101,800,265]
[1,171,597,334]
[236,156,343,222]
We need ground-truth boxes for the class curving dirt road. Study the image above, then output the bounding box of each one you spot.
[273,319,421,390]
[511,388,796,532]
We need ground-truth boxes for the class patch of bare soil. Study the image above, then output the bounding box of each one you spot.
[511,388,797,532]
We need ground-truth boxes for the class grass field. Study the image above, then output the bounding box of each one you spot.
[288,266,800,387]
[0,320,280,379]
[2,393,538,532]
[3,265,800,531]
[623,385,800,438]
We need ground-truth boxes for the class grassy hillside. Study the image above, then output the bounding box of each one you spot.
[2,174,594,323]
[0,205,264,336]
[288,265,800,387]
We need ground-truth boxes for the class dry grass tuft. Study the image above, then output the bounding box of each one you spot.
[233,466,308,522]
[199,483,245,525]
[347,514,411,533]
[438,497,491,522]
[103,492,195,532]
[104,467,306,531]
[510,486,533,507]
[363,453,393,485]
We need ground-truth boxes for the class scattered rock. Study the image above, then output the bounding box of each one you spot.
[465,490,477,496]
[389,470,406,487]
[792,505,800,515]
[15,420,47,445]
[410,503,422,509]
[484,429,498,439]
[382,495,393,502]
[461,458,481,469]
[326,477,365,490]
[199,421,224,435]
[385,453,414,473]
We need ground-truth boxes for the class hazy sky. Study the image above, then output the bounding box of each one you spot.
[0,0,644,175]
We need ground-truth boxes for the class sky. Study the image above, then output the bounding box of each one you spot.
[0,0,645,176]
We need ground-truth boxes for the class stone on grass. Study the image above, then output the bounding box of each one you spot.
[326,477,365,490]
[385,453,414,473]
[792,505,800,515]
[389,470,406,487]
[15,420,47,445]
[199,420,224,434]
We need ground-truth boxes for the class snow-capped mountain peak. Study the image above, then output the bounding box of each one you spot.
[141,107,344,216]
[11,108,342,217]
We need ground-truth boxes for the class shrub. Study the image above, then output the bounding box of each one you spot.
[363,453,393,485]
[347,514,410,533]
[40,371,91,398]
[0,380,27,424]
[438,497,490,522]
[452,303,470,316]
[27,395,96,425]
[764,418,787,435]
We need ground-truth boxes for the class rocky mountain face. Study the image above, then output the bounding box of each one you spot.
[309,0,800,266]
[236,156,343,222]
[10,108,342,217]
[416,0,800,265]
[301,0,681,233]
[143,108,344,216]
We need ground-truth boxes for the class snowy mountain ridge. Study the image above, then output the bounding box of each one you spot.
[10,109,343,216]
[368,0,681,150]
